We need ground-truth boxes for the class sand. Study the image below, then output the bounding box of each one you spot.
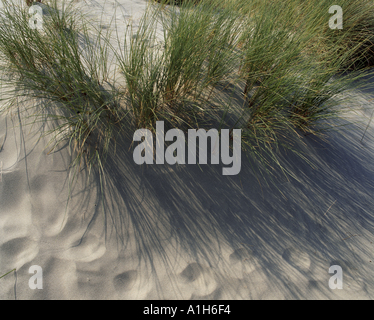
[1,0,374,300]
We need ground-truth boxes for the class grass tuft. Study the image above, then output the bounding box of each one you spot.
[0,0,372,187]
[0,0,124,180]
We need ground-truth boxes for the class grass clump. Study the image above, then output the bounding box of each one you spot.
[293,0,374,70]
[116,0,242,132]
[116,7,163,130]
[225,0,370,177]
[0,0,372,187]
[0,0,123,177]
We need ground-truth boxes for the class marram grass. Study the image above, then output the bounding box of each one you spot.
[0,0,124,181]
[115,0,243,132]
[0,0,372,186]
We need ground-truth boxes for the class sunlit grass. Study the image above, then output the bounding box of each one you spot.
[0,0,372,185]
[0,0,124,181]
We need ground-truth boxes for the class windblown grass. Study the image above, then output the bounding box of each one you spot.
[0,0,123,180]
[224,0,370,177]
[116,0,242,131]
[292,0,374,70]
[0,0,372,186]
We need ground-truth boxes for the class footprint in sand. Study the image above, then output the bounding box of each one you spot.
[0,237,38,270]
[113,270,138,293]
[179,263,217,297]
[29,174,68,237]
[229,248,257,275]
[113,270,152,299]
[282,247,311,272]
[63,235,106,263]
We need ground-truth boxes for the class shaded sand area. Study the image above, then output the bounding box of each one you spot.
[1,0,374,299]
